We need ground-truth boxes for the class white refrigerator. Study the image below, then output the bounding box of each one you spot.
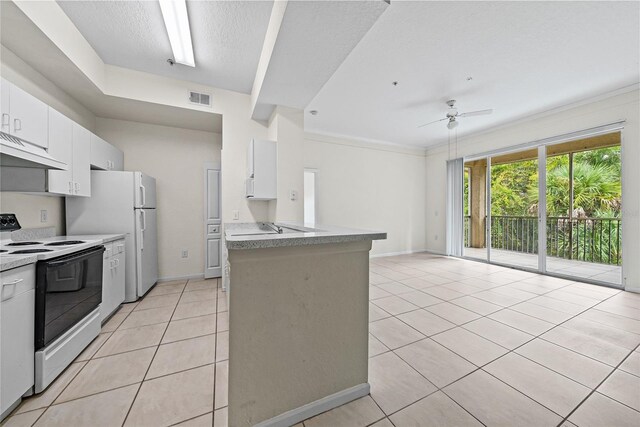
[66,171,159,302]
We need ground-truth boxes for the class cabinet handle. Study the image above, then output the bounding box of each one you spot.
[1,113,9,128]
[1,278,23,300]
[2,278,23,287]
[114,259,119,267]
[68,181,73,194]
[75,182,79,194]
[13,118,21,131]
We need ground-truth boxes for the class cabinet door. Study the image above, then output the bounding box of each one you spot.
[8,82,48,148]
[89,133,110,171]
[113,248,126,309]
[1,288,35,414]
[72,123,91,197]
[47,108,74,195]
[1,79,10,134]
[110,145,124,171]
[100,246,113,323]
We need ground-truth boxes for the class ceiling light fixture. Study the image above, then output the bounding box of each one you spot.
[447,118,459,130]
[159,0,195,67]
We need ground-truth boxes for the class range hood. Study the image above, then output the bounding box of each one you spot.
[0,131,67,170]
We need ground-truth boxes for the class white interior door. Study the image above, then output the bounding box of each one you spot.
[204,163,221,278]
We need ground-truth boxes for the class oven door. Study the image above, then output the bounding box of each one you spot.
[35,245,105,350]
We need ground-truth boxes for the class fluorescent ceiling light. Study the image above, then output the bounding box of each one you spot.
[159,0,195,67]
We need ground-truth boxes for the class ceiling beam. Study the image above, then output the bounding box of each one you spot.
[250,0,389,122]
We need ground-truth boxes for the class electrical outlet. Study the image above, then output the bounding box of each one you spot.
[181,249,189,258]
[40,210,48,223]
[233,210,240,220]
[289,190,298,201]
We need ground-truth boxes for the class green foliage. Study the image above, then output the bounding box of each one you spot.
[490,147,621,218]
[482,145,622,266]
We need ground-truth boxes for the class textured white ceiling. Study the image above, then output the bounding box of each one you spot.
[57,0,273,94]
[306,1,640,147]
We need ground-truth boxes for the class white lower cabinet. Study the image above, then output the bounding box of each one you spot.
[0,264,35,419]
[100,240,126,323]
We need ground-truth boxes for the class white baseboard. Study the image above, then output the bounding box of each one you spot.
[254,383,370,427]
[157,273,205,283]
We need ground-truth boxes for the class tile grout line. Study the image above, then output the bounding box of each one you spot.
[121,277,198,426]
[369,269,629,423]
[10,298,142,426]
[555,342,640,426]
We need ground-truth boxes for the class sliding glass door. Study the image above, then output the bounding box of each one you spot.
[489,150,539,270]
[545,142,622,286]
[461,130,623,288]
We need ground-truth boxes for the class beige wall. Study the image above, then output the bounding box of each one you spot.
[425,89,640,292]
[0,192,65,235]
[95,118,221,280]
[304,134,427,256]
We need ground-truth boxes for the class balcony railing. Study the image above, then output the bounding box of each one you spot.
[464,215,621,266]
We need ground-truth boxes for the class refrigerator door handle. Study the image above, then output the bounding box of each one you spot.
[141,210,147,232]
[140,210,146,251]
[140,184,146,207]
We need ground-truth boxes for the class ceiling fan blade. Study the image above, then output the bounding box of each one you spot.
[417,117,448,128]
[458,109,493,118]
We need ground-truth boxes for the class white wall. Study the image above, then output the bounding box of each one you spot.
[267,106,304,222]
[304,133,427,256]
[95,118,221,280]
[425,89,640,291]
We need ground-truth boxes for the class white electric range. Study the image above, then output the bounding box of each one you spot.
[0,214,106,395]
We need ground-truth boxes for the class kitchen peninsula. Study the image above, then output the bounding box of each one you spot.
[225,223,386,427]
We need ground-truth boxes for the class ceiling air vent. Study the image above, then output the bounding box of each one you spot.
[189,90,212,107]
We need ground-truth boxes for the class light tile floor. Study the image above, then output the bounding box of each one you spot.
[4,253,640,427]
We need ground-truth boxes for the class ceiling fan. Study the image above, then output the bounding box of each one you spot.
[418,100,493,130]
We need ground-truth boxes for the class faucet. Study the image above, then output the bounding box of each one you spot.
[263,222,283,234]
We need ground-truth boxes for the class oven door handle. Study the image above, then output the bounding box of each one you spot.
[44,246,106,267]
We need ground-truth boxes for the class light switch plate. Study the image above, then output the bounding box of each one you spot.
[40,210,48,223]
[233,210,240,220]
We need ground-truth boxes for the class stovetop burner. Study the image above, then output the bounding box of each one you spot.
[6,241,42,246]
[45,240,86,246]
[10,249,53,254]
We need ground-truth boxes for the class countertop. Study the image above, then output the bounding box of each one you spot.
[224,222,386,250]
[58,234,126,244]
[0,234,126,272]
[0,254,38,272]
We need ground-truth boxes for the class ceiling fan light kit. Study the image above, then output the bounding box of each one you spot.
[418,99,493,129]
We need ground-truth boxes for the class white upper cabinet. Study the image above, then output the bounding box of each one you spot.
[246,139,277,200]
[47,108,74,195]
[0,78,48,148]
[1,79,9,134]
[47,107,91,197]
[72,124,91,197]
[90,133,124,171]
